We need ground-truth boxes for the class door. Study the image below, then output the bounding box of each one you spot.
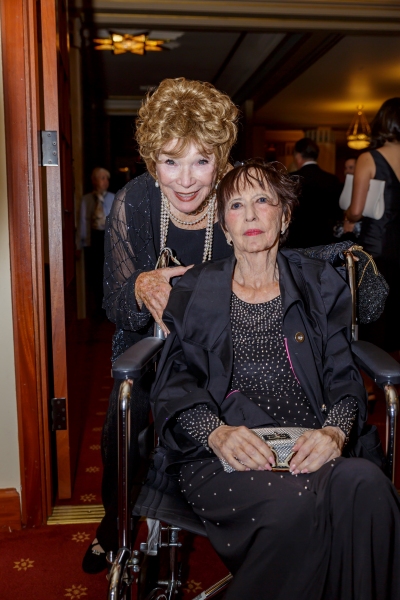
[40,0,81,499]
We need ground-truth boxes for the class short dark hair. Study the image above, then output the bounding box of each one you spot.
[294,137,319,161]
[369,98,400,149]
[216,160,299,245]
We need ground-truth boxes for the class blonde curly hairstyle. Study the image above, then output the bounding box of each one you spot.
[135,78,239,179]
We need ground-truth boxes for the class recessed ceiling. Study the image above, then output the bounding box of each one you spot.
[255,35,400,129]
[78,5,400,133]
[93,30,241,96]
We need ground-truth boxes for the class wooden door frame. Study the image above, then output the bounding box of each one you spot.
[41,0,73,500]
[0,0,51,526]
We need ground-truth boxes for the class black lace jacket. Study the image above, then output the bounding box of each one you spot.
[103,172,233,361]
[103,172,164,361]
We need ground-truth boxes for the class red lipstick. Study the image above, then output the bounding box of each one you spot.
[244,229,263,236]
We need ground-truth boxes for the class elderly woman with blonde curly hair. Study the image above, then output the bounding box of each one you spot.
[82,78,239,573]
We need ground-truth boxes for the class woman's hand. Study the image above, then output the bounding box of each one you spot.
[343,219,355,233]
[135,266,192,336]
[290,426,345,474]
[208,425,276,471]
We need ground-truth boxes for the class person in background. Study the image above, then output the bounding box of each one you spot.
[343,97,400,352]
[286,137,342,247]
[331,156,361,241]
[344,157,357,176]
[78,167,114,317]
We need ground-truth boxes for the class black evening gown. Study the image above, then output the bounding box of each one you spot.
[178,294,400,599]
[359,150,400,352]
[180,457,400,600]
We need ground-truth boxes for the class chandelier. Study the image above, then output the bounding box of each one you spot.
[347,105,371,150]
[93,33,169,55]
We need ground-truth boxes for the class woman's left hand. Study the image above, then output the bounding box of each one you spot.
[289,427,345,474]
[343,219,355,233]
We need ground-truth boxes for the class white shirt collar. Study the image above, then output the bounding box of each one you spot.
[301,161,318,167]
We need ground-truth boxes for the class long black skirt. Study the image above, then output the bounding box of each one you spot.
[180,456,400,600]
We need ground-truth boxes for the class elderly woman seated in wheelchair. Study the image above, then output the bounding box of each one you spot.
[151,160,400,600]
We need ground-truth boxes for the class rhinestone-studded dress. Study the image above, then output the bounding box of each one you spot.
[178,294,357,453]
[177,293,400,600]
[230,293,318,427]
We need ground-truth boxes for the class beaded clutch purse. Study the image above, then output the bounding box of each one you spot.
[220,427,311,473]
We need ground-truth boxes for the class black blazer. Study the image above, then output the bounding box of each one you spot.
[288,164,342,248]
[151,250,367,464]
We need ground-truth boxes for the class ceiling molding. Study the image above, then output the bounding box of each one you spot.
[90,13,400,32]
[74,0,400,31]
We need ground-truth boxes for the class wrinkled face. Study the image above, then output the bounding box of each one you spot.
[156,139,217,215]
[223,175,287,255]
[344,158,356,176]
[92,172,110,193]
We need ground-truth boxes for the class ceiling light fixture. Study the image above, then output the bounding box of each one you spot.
[347,105,371,150]
[93,32,169,55]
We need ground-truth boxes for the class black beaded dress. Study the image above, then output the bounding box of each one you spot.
[176,294,400,600]
[359,150,400,351]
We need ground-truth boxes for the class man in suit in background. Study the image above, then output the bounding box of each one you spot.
[287,138,342,248]
[78,167,115,317]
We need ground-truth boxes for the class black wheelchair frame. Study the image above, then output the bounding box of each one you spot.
[107,252,400,600]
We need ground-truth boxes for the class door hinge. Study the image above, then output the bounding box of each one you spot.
[51,397,67,430]
[40,130,58,166]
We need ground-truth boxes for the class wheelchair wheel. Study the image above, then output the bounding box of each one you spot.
[136,553,160,600]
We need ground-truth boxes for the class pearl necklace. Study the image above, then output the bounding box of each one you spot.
[160,190,216,263]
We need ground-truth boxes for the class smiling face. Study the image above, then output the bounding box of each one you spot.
[155,139,218,215]
[223,174,288,256]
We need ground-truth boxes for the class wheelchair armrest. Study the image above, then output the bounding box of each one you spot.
[351,340,400,388]
[112,336,165,380]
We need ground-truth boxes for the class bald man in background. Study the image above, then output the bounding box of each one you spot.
[79,168,114,317]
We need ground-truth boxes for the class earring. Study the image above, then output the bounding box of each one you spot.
[155,180,159,188]
[226,238,233,247]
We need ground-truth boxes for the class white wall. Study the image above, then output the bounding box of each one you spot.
[0,21,21,491]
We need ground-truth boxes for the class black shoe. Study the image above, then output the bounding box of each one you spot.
[82,539,108,574]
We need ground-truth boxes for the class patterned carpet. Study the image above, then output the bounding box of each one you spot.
[0,317,227,599]
[0,520,227,599]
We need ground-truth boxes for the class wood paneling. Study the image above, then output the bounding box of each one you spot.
[0,0,50,526]
[41,0,80,499]
[0,489,22,531]
[40,0,72,499]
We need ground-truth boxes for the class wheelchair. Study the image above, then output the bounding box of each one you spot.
[106,249,400,600]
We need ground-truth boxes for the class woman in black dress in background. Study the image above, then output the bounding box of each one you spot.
[152,161,400,599]
[83,78,238,572]
[344,98,400,352]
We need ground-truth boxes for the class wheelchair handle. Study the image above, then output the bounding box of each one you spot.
[112,337,165,380]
